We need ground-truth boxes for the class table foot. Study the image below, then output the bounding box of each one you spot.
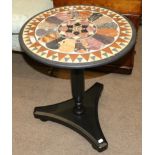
[34,82,108,152]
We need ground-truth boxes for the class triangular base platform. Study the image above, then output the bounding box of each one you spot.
[34,82,108,152]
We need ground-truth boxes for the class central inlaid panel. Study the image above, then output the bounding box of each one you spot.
[58,19,96,40]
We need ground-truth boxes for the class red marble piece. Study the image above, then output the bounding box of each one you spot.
[120,27,130,31]
[82,54,90,61]
[29,42,41,48]
[70,54,79,61]
[96,28,118,37]
[111,42,122,49]
[93,51,102,58]
[58,53,67,60]
[116,38,128,43]
[47,50,54,58]
[37,46,47,53]
[78,11,92,19]
[86,37,104,51]
[103,47,113,54]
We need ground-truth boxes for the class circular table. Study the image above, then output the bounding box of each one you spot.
[19,5,136,152]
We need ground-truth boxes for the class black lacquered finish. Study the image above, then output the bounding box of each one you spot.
[71,69,85,115]
[34,70,108,152]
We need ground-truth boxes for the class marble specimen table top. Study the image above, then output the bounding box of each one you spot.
[20,5,136,68]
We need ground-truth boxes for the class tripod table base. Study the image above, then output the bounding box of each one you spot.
[34,82,108,152]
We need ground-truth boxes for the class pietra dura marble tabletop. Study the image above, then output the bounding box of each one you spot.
[19,5,136,152]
